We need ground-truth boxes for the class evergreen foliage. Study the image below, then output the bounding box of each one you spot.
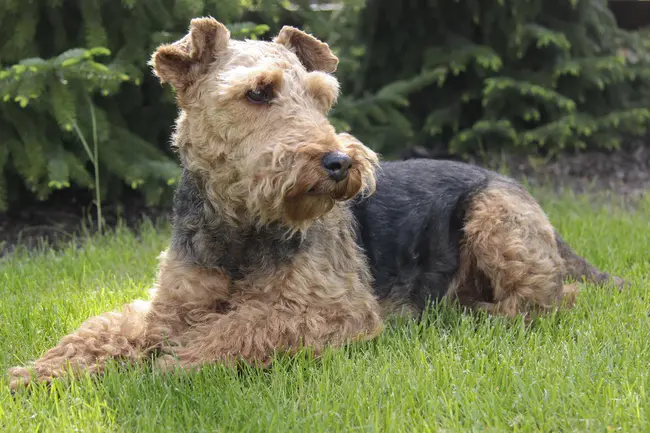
[2,0,648,212]
[352,0,650,158]
[0,0,269,211]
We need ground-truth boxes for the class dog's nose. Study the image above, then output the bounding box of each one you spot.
[322,152,352,182]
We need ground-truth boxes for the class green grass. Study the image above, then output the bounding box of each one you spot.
[1,192,649,433]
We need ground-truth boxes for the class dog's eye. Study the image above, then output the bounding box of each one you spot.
[246,87,273,104]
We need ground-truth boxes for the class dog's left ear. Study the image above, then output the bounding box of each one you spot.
[273,26,338,73]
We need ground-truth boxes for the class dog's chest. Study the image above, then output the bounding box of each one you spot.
[171,169,313,279]
[205,223,306,279]
[173,216,308,280]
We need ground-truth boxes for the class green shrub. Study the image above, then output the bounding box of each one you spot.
[350,0,650,158]
[0,0,269,211]
[3,0,648,213]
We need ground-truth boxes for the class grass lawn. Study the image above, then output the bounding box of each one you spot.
[1,191,649,432]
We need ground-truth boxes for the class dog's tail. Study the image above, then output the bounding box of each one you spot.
[554,230,629,290]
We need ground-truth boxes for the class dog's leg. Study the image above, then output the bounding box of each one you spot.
[153,300,383,371]
[153,248,383,371]
[149,237,384,372]
[143,250,233,351]
[8,300,150,391]
[554,230,629,290]
[456,181,572,318]
[8,250,231,391]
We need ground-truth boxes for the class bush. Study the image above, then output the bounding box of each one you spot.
[350,0,650,158]
[2,0,648,213]
[0,0,269,211]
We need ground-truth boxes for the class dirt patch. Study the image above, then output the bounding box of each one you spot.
[0,189,170,257]
[476,142,650,200]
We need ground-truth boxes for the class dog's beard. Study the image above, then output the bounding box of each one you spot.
[284,194,335,222]
[283,163,367,223]
[244,133,378,228]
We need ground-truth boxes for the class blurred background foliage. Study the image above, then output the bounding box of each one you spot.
[0,0,649,213]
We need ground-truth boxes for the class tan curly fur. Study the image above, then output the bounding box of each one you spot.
[448,180,578,318]
[151,224,383,371]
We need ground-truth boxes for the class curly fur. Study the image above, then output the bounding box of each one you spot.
[8,17,626,391]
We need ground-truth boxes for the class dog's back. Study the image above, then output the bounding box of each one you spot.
[352,158,625,315]
[352,159,491,311]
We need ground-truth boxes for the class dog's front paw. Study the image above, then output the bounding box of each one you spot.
[8,366,36,392]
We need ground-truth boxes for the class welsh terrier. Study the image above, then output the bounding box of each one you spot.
[8,17,625,390]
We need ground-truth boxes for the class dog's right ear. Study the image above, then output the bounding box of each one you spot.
[150,17,230,90]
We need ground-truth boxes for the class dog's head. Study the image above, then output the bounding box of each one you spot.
[151,17,377,231]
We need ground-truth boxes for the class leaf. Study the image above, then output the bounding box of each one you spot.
[49,80,77,129]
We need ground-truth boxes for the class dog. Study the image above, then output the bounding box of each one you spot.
[8,17,625,391]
